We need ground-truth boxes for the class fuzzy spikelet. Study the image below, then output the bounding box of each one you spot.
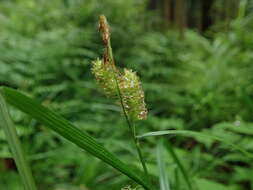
[92,15,147,121]
[119,69,147,120]
[91,59,147,121]
[91,59,119,98]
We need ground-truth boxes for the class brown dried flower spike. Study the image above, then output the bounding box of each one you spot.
[99,15,110,46]
[91,15,147,121]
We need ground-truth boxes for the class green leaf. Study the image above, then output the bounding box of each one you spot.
[165,141,193,190]
[0,93,37,190]
[0,87,153,190]
[157,140,170,190]
[137,130,253,159]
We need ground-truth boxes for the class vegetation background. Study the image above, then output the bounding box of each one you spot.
[0,0,253,189]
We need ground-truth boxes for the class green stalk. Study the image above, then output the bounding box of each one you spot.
[115,77,149,177]
[102,16,149,179]
[110,39,149,179]
[165,141,193,190]
[0,94,37,190]
[118,87,150,182]
[132,122,149,177]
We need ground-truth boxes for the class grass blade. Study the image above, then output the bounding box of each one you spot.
[0,94,37,190]
[157,140,170,190]
[0,87,152,190]
[137,130,253,159]
[165,141,193,190]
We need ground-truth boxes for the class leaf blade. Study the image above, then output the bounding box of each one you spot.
[165,141,193,190]
[0,94,37,190]
[157,140,170,190]
[137,130,253,159]
[0,87,152,190]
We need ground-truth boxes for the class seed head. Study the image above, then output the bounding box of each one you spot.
[119,69,147,120]
[91,15,147,121]
[91,59,119,98]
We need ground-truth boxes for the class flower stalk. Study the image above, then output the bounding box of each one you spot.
[92,15,149,180]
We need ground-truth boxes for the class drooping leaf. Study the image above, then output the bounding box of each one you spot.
[137,130,253,159]
[0,87,153,190]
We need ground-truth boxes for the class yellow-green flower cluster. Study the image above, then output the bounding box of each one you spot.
[120,69,147,120]
[91,59,119,98]
[91,59,147,121]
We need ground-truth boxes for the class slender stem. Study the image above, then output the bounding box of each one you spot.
[110,48,149,178]
[0,93,37,190]
[132,123,149,177]
[99,15,150,180]
[115,76,149,177]
[166,141,193,190]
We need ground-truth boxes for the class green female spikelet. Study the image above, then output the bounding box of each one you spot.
[91,60,147,121]
[120,69,147,120]
[91,59,119,98]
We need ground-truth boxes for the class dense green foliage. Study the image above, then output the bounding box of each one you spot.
[0,0,253,190]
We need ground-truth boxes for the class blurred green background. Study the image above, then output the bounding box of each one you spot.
[0,0,253,189]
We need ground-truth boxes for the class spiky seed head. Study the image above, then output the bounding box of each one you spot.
[91,59,119,98]
[119,69,147,120]
[91,61,147,121]
[92,15,147,121]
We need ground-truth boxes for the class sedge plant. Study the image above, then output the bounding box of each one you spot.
[2,15,253,190]
[0,15,152,190]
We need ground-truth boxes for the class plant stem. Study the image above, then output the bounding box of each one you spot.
[111,35,149,180]
[99,15,150,180]
[132,122,149,175]
[115,78,149,177]
[0,93,37,190]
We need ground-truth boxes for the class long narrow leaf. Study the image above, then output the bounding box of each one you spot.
[165,141,193,190]
[0,87,152,190]
[0,94,37,190]
[137,130,253,159]
[157,140,170,190]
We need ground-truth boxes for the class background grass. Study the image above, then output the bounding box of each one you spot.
[0,0,253,190]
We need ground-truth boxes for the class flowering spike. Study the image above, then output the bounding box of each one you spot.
[99,15,110,46]
[91,15,147,121]
[91,59,119,98]
[119,69,147,120]
[91,60,147,120]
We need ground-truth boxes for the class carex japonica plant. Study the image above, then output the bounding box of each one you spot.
[2,14,253,190]
[0,14,153,190]
[91,15,149,181]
